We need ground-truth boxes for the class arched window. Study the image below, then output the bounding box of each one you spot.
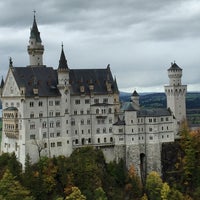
[42,121,47,128]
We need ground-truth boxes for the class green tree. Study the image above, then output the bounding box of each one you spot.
[0,169,34,200]
[94,187,107,200]
[65,187,86,200]
[160,182,170,200]
[146,171,163,200]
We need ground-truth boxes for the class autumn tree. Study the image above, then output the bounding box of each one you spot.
[0,169,34,200]
[65,186,86,200]
[146,171,163,200]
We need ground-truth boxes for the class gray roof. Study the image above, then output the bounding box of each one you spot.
[12,66,60,97]
[58,45,69,70]
[121,102,137,111]
[69,67,119,95]
[4,107,18,111]
[137,108,172,117]
[168,62,182,71]
[11,64,118,97]
[30,15,42,43]
[132,90,139,96]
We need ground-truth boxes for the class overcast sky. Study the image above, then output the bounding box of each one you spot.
[0,0,200,92]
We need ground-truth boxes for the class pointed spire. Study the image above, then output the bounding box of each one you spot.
[30,11,42,43]
[0,76,4,88]
[58,44,69,70]
[9,57,13,68]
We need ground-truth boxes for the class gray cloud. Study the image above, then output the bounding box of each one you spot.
[0,0,199,92]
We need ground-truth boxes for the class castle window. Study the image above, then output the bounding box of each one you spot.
[161,117,164,122]
[119,137,124,141]
[75,99,80,104]
[66,120,68,124]
[75,130,78,134]
[104,138,107,143]
[88,138,91,143]
[57,142,62,147]
[87,119,90,125]
[132,137,134,141]
[49,101,53,106]
[85,99,90,104]
[87,109,90,114]
[30,113,34,118]
[149,136,153,140]
[51,142,55,147]
[38,101,43,106]
[94,99,99,104]
[110,137,113,142]
[119,128,123,133]
[55,100,60,106]
[30,102,34,107]
[49,111,53,117]
[30,123,35,129]
[81,119,84,125]
[149,118,152,123]
[30,134,35,139]
[82,130,84,134]
[44,143,47,148]
[39,112,43,118]
[103,98,108,103]
[109,127,112,133]
[50,121,54,128]
[167,135,169,138]
[71,119,75,126]
[162,126,164,130]
[149,127,152,132]
[65,109,68,114]
[67,140,69,144]
[153,118,156,122]
[98,138,100,143]
[80,110,84,114]
[43,133,47,138]
[132,129,134,133]
[131,120,133,123]
[56,121,61,127]
[75,139,79,144]
[88,129,90,134]
[103,128,106,133]
[166,117,169,121]
[109,118,112,124]
[56,112,60,116]
[108,108,112,114]
[96,109,100,114]
[50,133,54,137]
[74,110,77,115]
[42,121,47,128]
[96,128,100,134]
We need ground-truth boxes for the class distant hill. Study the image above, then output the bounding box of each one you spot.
[120,91,200,125]
[120,91,200,109]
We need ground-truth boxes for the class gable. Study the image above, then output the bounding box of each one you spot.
[2,68,20,97]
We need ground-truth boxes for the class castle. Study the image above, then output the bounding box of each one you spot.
[0,15,187,177]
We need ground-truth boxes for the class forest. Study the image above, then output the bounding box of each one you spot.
[0,122,200,200]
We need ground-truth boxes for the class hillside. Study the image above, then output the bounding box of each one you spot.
[120,92,200,125]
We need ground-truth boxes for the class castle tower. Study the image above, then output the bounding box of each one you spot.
[27,12,44,66]
[57,44,69,88]
[131,90,140,110]
[165,62,187,125]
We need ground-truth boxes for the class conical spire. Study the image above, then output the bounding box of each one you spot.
[0,77,4,88]
[58,44,69,70]
[30,11,42,43]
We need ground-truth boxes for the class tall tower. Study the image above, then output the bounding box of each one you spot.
[165,62,187,124]
[27,12,44,66]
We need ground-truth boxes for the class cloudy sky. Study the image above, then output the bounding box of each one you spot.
[0,0,200,92]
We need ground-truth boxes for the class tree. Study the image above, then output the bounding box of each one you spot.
[65,187,86,200]
[0,169,34,200]
[94,187,107,200]
[160,182,170,200]
[125,164,142,199]
[146,171,163,200]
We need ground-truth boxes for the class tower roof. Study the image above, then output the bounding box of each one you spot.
[168,62,182,71]
[58,45,69,70]
[132,90,139,97]
[30,13,42,43]
[0,77,4,88]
